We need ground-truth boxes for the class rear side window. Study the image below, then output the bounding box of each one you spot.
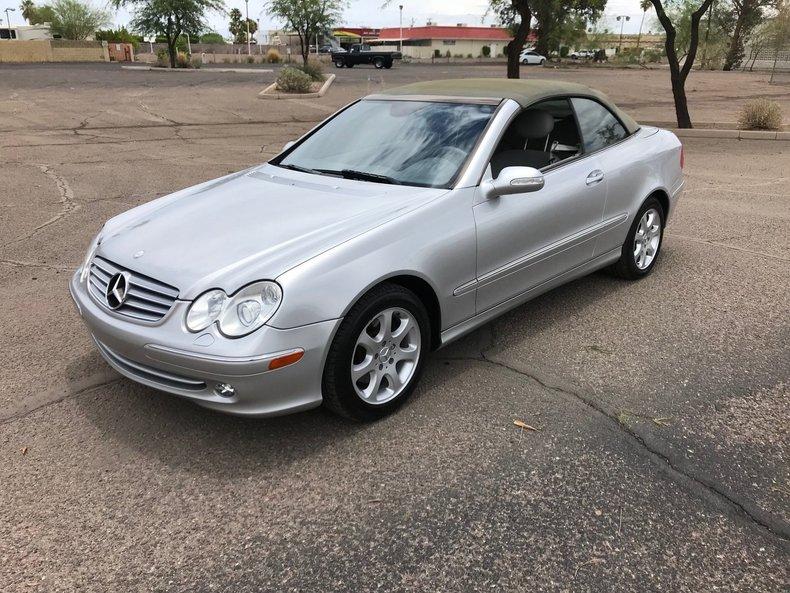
[571,97,627,153]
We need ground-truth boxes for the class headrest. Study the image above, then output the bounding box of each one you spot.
[514,109,555,139]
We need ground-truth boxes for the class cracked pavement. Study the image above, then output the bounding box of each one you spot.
[0,63,788,592]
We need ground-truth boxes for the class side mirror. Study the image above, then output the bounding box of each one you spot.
[283,140,296,151]
[481,166,544,200]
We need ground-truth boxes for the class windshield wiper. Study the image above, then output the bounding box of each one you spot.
[277,163,323,175]
[330,169,402,185]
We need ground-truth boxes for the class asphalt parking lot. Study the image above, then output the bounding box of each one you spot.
[1,62,788,592]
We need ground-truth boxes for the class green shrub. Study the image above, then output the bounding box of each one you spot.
[481,45,491,57]
[560,46,569,58]
[190,55,202,69]
[467,53,473,58]
[642,49,663,63]
[444,50,451,58]
[155,48,169,68]
[265,48,282,63]
[297,60,325,81]
[738,99,783,130]
[246,55,255,64]
[433,49,441,58]
[175,51,190,68]
[276,67,313,93]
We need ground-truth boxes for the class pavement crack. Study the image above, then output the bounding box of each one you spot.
[0,258,73,271]
[1,164,80,248]
[0,371,121,425]
[666,233,790,262]
[450,351,790,546]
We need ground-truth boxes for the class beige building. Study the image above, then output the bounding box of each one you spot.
[372,25,514,59]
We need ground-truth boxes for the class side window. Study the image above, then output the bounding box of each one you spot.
[488,98,583,178]
[571,97,627,153]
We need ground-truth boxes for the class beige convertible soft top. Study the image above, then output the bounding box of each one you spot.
[373,78,640,135]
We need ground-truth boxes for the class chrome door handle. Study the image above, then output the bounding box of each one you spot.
[586,170,605,185]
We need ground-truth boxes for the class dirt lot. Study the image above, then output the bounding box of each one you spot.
[1,62,788,592]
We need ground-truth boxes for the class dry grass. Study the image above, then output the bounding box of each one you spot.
[738,99,783,130]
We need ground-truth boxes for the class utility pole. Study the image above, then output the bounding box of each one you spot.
[399,5,403,54]
[4,8,15,33]
[258,19,261,54]
[615,15,630,54]
[245,0,251,55]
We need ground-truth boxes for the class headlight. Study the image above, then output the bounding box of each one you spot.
[186,281,282,337]
[79,235,101,283]
[185,289,227,332]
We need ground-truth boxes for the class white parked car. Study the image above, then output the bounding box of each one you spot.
[520,50,547,65]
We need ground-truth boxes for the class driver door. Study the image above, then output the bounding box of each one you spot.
[473,99,608,313]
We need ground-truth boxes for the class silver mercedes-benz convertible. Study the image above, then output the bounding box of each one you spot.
[70,79,684,421]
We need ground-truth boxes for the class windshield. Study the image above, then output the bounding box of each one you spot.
[275,100,497,188]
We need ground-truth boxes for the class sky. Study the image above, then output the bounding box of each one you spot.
[1,0,657,39]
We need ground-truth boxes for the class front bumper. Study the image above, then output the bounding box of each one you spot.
[69,271,340,417]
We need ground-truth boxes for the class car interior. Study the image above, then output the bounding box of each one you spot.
[490,98,583,178]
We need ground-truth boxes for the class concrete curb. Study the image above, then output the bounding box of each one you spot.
[122,65,272,74]
[670,128,787,140]
[258,73,336,100]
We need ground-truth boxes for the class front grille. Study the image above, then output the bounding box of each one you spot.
[88,256,179,322]
[95,339,207,391]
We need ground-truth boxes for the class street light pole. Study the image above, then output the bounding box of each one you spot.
[399,5,403,54]
[4,8,15,33]
[615,15,630,54]
[245,0,251,55]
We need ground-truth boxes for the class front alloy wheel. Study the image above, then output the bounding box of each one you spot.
[322,283,430,421]
[351,307,421,404]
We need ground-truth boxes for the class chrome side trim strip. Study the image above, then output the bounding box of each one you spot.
[441,247,623,347]
[453,213,628,297]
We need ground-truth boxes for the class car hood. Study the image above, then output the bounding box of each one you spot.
[98,164,447,299]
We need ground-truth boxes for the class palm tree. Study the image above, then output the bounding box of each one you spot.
[635,0,652,53]
[20,0,35,23]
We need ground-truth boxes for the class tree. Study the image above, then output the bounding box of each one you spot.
[636,0,652,52]
[48,0,111,39]
[228,7,257,44]
[115,0,224,68]
[489,0,533,79]
[95,25,143,47]
[530,0,606,57]
[723,0,776,70]
[650,0,715,128]
[199,30,224,43]
[266,0,345,65]
[22,2,58,27]
[20,0,36,22]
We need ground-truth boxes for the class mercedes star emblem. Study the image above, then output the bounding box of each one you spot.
[106,272,131,309]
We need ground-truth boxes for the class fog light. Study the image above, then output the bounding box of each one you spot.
[215,383,236,398]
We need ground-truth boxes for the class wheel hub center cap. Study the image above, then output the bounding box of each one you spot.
[380,346,391,359]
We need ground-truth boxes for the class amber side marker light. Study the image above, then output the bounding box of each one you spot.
[268,349,304,371]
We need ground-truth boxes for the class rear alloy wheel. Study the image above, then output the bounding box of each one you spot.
[334,60,344,68]
[373,57,385,69]
[540,58,546,65]
[322,283,430,421]
[610,197,665,279]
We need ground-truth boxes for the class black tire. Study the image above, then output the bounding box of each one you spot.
[540,58,546,65]
[346,63,354,68]
[373,57,385,69]
[384,61,393,69]
[609,197,665,280]
[322,283,431,421]
[334,60,344,68]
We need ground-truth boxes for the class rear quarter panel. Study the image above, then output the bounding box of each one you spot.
[594,127,683,257]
